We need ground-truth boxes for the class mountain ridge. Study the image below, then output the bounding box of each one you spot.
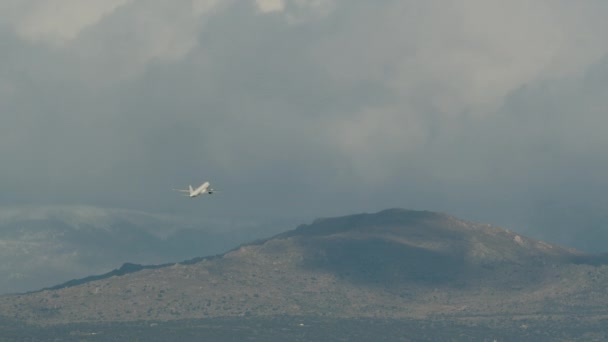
[2,208,608,325]
[0,205,290,294]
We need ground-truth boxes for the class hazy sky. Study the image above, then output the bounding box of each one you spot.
[2,0,608,251]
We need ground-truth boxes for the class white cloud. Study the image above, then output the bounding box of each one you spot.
[2,0,608,249]
[256,0,285,13]
[297,0,608,189]
[4,0,132,45]
[1,0,226,82]
[313,0,608,119]
[192,0,222,15]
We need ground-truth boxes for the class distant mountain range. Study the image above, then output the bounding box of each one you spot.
[2,208,608,326]
[0,205,290,294]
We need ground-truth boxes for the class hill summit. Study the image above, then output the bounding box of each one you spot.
[1,208,607,324]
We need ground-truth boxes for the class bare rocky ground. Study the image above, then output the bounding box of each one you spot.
[1,209,608,340]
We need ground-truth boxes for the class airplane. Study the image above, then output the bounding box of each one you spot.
[174,181,215,198]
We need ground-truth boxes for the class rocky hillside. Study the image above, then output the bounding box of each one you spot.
[0,205,287,294]
[2,208,608,324]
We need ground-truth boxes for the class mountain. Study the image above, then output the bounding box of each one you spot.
[0,205,289,294]
[2,208,608,326]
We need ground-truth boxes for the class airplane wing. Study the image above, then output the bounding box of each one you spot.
[173,189,191,193]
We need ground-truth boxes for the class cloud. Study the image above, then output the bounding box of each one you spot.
[2,0,132,45]
[313,0,608,116]
[256,0,285,13]
[1,0,608,250]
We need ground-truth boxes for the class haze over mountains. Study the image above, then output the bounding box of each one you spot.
[0,205,292,294]
[3,208,608,328]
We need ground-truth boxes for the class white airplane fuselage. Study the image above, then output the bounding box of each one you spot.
[175,181,214,198]
[189,181,212,197]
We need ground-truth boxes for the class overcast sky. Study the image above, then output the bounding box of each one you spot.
[2,0,608,251]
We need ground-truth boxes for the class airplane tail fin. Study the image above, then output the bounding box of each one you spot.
[189,185,194,193]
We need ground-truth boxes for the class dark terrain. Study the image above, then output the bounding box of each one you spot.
[3,315,608,341]
[2,208,608,340]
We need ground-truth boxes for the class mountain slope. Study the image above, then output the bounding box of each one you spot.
[2,208,608,324]
[0,205,286,294]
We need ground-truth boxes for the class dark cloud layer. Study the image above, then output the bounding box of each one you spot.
[2,0,608,251]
